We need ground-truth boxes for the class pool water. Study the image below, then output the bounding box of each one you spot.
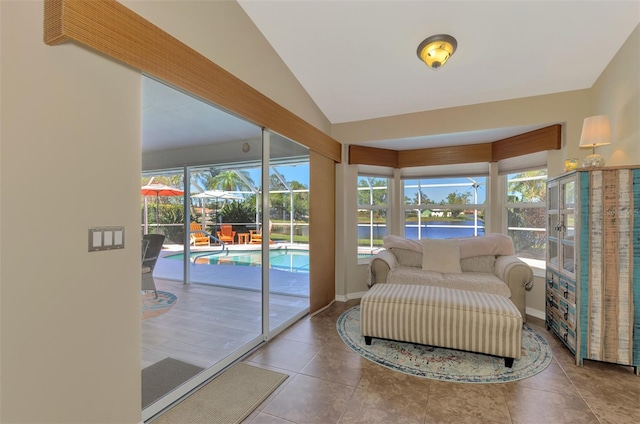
[167,249,374,273]
[168,249,311,273]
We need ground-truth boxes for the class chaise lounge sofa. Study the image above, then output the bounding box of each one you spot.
[368,233,533,322]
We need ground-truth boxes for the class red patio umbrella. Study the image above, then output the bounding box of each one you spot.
[141,184,184,233]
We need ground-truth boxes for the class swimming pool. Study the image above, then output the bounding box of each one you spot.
[167,249,311,273]
[166,249,374,273]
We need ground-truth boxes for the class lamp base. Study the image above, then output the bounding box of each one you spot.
[582,153,605,168]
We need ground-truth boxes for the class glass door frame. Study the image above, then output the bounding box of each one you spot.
[143,130,310,421]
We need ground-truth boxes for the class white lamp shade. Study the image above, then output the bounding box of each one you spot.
[579,115,611,148]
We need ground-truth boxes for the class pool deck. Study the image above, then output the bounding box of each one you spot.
[153,243,310,297]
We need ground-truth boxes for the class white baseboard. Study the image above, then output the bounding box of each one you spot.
[526,306,545,320]
[335,291,367,302]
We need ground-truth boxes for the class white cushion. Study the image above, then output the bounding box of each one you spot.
[421,239,462,274]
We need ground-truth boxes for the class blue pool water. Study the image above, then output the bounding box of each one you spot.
[168,249,311,273]
[167,249,374,273]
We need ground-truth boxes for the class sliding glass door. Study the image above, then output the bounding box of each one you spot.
[141,76,309,420]
[267,132,310,333]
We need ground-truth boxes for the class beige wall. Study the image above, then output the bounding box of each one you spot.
[1,2,142,422]
[590,24,640,167]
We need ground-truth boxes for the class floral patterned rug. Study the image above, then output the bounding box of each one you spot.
[337,305,552,383]
[141,291,177,320]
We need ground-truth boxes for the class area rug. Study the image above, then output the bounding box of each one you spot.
[337,305,552,383]
[141,291,177,320]
[151,362,289,424]
[142,357,204,409]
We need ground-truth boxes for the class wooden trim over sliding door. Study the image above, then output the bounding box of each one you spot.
[43,0,341,163]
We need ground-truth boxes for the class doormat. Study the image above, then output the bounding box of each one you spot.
[152,362,288,424]
[142,357,204,409]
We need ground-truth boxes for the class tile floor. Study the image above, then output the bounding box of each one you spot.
[234,300,639,424]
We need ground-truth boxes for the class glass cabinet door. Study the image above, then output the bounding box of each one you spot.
[558,176,576,276]
[548,182,559,210]
[547,181,560,270]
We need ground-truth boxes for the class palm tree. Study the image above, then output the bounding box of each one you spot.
[207,170,253,191]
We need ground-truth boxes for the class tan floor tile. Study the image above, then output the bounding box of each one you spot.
[324,332,357,352]
[249,337,323,372]
[357,363,433,394]
[424,381,511,424]
[262,374,356,424]
[338,385,427,424]
[245,412,295,423]
[503,362,577,396]
[562,360,640,424]
[339,366,431,423]
[505,386,599,424]
[299,344,369,386]
[279,317,340,346]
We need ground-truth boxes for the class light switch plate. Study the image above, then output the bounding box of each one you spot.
[89,226,125,252]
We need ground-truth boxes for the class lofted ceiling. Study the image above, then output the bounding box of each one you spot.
[143,1,639,154]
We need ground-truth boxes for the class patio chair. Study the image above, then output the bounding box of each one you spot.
[189,222,210,246]
[142,234,165,298]
[216,224,236,244]
[250,221,273,244]
[141,239,150,264]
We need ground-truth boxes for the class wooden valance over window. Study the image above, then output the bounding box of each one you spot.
[349,124,561,168]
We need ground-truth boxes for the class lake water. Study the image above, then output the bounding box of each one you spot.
[359,221,485,240]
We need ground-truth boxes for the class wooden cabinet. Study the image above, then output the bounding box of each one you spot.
[546,167,639,374]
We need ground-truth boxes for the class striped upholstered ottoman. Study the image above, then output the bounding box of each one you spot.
[360,284,522,367]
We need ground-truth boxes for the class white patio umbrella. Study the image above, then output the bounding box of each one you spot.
[191,190,242,231]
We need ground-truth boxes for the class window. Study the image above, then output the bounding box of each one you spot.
[504,169,547,267]
[403,177,486,239]
[357,176,389,251]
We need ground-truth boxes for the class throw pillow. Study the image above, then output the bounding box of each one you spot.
[421,239,462,273]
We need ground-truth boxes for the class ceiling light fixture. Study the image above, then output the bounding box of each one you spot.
[416,34,457,70]
[579,115,611,167]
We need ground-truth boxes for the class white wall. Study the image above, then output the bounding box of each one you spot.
[1,2,142,422]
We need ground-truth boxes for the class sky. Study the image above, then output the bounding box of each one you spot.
[360,176,487,204]
[244,163,310,189]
